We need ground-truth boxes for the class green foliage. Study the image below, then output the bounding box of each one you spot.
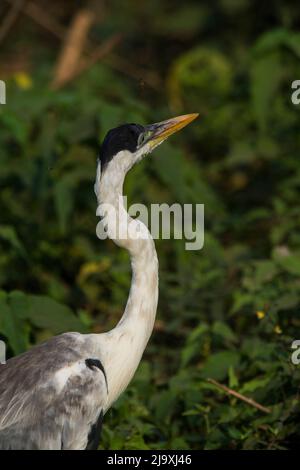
[1,0,300,450]
[0,290,87,354]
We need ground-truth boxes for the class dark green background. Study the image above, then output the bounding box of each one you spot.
[0,0,300,449]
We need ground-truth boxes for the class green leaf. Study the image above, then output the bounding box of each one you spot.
[0,291,28,354]
[200,351,240,381]
[228,366,239,388]
[231,292,253,314]
[9,290,29,320]
[180,323,209,367]
[253,260,278,284]
[27,295,87,334]
[253,28,300,58]
[274,252,300,276]
[125,434,149,450]
[154,390,177,423]
[240,376,271,394]
[212,321,237,343]
[0,225,27,259]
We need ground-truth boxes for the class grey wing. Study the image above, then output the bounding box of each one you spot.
[0,333,108,450]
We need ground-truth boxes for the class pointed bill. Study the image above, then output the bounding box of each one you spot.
[145,113,199,148]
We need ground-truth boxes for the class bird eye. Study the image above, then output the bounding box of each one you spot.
[137,133,145,147]
[138,131,151,147]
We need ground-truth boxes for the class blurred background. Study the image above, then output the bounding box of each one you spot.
[0,0,300,450]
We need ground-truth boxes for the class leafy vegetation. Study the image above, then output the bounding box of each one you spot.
[0,0,300,449]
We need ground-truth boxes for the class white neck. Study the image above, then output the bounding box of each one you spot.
[94,156,158,409]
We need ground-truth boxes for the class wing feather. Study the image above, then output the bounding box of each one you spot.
[0,333,108,450]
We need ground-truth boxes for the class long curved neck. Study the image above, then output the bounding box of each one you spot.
[95,162,158,409]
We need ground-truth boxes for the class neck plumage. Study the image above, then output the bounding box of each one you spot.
[94,161,158,409]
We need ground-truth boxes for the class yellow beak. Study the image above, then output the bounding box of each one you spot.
[145,113,199,147]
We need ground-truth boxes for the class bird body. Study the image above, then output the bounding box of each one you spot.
[0,333,107,449]
[0,113,198,449]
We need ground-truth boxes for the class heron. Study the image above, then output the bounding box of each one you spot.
[0,113,198,450]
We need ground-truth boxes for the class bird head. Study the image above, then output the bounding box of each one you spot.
[98,113,199,177]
